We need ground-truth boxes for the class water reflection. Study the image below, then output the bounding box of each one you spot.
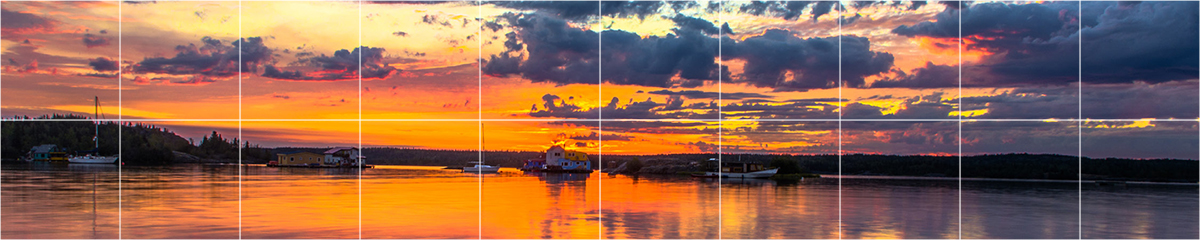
[2,162,119,239]
[961,180,1081,239]
[721,178,839,239]
[601,174,720,239]
[241,164,362,239]
[2,164,1197,239]
[482,169,598,239]
[362,165,479,239]
[1082,184,1199,239]
[841,178,958,239]
[121,164,238,239]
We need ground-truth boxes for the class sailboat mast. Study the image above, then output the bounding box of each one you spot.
[481,122,485,165]
[94,96,99,150]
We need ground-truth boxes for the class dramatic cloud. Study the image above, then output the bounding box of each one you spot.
[484,13,600,85]
[82,33,109,48]
[485,13,894,91]
[527,93,719,119]
[88,57,119,72]
[645,90,769,100]
[894,1,1198,87]
[566,132,634,141]
[131,37,272,77]
[262,47,397,81]
[871,62,958,88]
[724,30,894,90]
[1080,81,1200,119]
[0,8,59,37]
[493,1,664,20]
[600,26,722,88]
[668,14,720,35]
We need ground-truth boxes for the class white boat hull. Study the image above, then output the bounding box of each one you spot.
[463,166,500,173]
[705,168,778,178]
[68,156,118,164]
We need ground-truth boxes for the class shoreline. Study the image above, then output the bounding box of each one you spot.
[5,159,1197,185]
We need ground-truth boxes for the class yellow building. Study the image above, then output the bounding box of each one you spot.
[276,151,325,165]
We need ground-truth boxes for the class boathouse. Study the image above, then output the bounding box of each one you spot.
[323,147,362,166]
[544,145,592,171]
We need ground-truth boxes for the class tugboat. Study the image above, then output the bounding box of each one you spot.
[520,146,593,173]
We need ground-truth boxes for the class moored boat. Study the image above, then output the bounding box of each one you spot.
[463,162,500,173]
[68,155,119,164]
[67,96,119,164]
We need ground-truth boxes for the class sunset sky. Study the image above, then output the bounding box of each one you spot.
[2,1,1198,159]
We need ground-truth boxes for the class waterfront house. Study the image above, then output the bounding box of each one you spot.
[323,147,363,166]
[26,144,68,161]
[277,151,325,165]
[544,145,592,172]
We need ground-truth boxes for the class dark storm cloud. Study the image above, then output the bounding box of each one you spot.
[959,89,1075,119]
[567,132,634,141]
[1080,1,1200,84]
[131,37,272,77]
[82,33,110,48]
[78,72,118,79]
[367,1,454,5]
[1080,81,1200,119]
[526,93,720,119]
[260,47,397,81]
[492,1,663,20]
[484,13,599,85]
[484,14,893,91]
[736,1,815,21]
[88,57,119,72]
[600,27,723,88]
[668,14,720,35]
[1081,121,1199,160]
[893,1,1199,86]
[645,90,769,100]
[871,62,958,88]
[725,30,893,90]
[0,8,58,37]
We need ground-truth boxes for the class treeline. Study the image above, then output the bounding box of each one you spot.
[361,150,1196,182]
[1,115,271,165]
[358,148,549,167]
[700,153,1196,183]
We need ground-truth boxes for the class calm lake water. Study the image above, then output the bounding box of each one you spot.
[2,163,1197,239]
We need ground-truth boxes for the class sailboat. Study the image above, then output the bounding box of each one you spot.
[463,123,499,173]
[68,96,120,164]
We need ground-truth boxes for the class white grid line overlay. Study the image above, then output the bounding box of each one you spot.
[957,1,963,238]
[117,1,123,238]
[357,1,364,239]
[477,0,484,238]
[237,0,244,239]
[0,1,1197,239]
[836,2,843,239]
[1077,2,1084,238]
[596,1,604,239]
[717,0,724,239]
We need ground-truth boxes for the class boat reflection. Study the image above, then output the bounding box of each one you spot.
[524,171,591,183]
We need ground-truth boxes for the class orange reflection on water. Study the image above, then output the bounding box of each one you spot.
[240,167,361,239]
[362,166,480,239]
[482,171,599,239]
[720,181,840,239]
[600,175,720,239]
